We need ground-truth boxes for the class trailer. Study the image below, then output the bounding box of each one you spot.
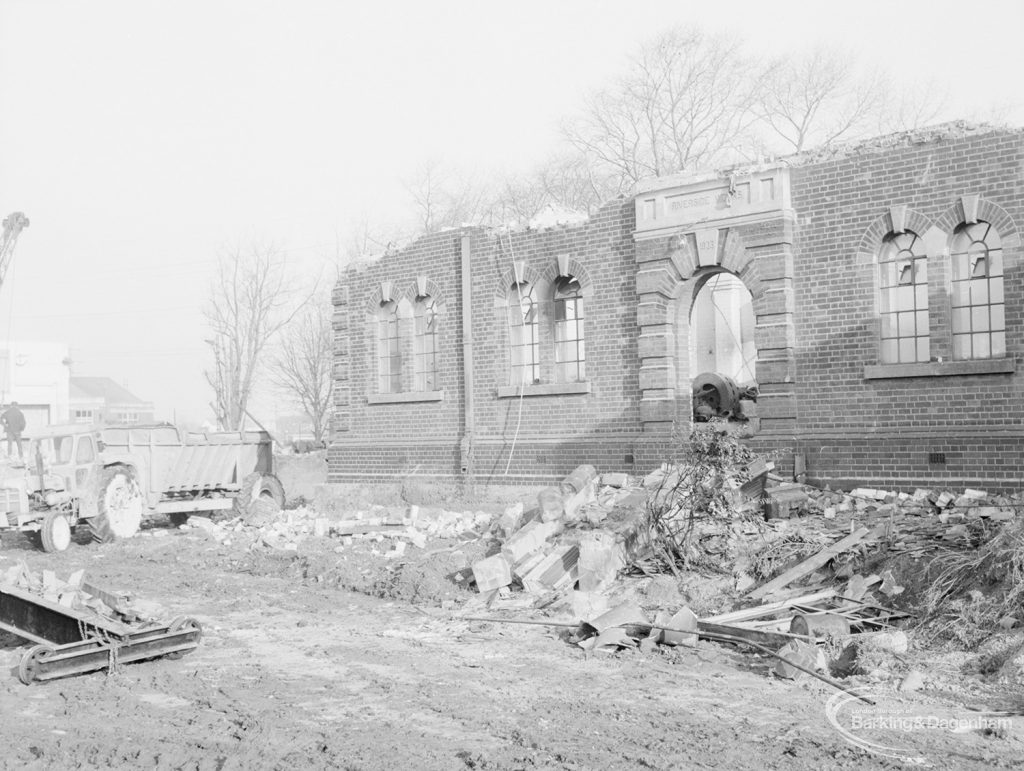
[0,423,285,552]
[0,580,202,684]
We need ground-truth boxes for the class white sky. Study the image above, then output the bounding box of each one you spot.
[1,0,1022,426]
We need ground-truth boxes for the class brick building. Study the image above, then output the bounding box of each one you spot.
[331,124,1024,491]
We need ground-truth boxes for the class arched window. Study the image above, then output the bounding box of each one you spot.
[879,230,929,364]
[553,276,585,383]
[508,282,540,386]
[951,221,1004,359]
[377,300,401,393]
[414,295,438,391]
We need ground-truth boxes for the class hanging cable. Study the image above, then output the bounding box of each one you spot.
[502,227,529,476]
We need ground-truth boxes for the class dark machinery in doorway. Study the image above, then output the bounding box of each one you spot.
[692,372,757,421]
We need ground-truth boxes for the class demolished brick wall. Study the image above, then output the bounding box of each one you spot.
[331,199,643,486]
[782,127,1024,490]
[331,124,1024,492]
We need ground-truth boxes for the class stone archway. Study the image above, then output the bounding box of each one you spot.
[632,166,798,440]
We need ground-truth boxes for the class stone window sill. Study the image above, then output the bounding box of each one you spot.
[367,390,444,404]
[497,382,591,398]
[864,358,1015,379]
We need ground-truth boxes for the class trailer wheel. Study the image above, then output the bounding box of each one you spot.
[165,615,203,659]
[19,645,55,685]
[40,511,72,553]
[234,473,285,517]
[89,465,143,543]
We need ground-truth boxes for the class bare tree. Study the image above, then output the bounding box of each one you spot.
[877,77,949,134]
[403,159,498,233]
[268,295,333,443]
[339,215,403,263]
[204,243,305,430]
[562,26,766,190]
[757,47,887,152]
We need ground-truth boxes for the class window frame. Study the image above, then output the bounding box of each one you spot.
[413,294,439,392]
[376,300,402,394]
[878,230,930,365]
[508,281,541,387]
[553,276,586,384]
[950,220,1005,361]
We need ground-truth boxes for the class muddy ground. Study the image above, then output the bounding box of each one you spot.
[1,473,1023,769]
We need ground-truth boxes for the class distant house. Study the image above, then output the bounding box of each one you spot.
[69,377,154,425]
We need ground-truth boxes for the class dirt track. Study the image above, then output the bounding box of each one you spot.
[1,522,1023,770]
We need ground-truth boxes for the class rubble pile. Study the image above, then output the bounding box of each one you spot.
[459,438,1024,694]
[768,482,1019,557]
[470,465,648,602]
[0,562,165,629]
[179,504,494,554]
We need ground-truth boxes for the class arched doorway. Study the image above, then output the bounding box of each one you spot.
[678,269,757,422]
[690,271,756,386]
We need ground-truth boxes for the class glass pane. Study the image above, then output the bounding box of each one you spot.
[970,280,989,305]
[952,307,970,333]
[897,311,915,337]
[989,250,1003,276]
[991,278,1004,304]
[984,225,1001,250]
[951,282,968,307]
[880,263,895,288]
[881,339,898,363]
[578,361,586,380]
[951,231,971,257]
[915,284,928,308]
[952,334,970,360]
[895,286,914,311]
[577,340,585,360]
[880,314,896,338]
[972,306,989,332]
[951,255,967,282]
[897,261,914,285]
[991,304,1005,331]
[916,259,927,283]
[916,310,929,333]
[970,254,988,279]
[992,331,1006,357]
[917,337,930,363]
[899,338,916,363]
[973,333,991,359]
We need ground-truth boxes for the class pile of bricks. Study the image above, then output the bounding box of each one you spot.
[0,563,164,627]
[767,482,1019,557]
[180,504,493,554]
[471,465,647,598]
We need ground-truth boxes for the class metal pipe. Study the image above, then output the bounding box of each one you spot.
[460,234,475,492]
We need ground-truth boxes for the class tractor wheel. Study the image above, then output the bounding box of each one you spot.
[88,465,143,544]
[234,472,285,517]
[40,511,72,553]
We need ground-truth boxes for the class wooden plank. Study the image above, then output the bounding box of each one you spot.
[696,620,802,649]
[746,527,872,600]
[704,588,837,624]
[332,522,405,536]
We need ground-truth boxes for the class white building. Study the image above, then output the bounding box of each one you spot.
[0,341,72,435]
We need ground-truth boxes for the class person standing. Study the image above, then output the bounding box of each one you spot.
[1,401,26,459]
